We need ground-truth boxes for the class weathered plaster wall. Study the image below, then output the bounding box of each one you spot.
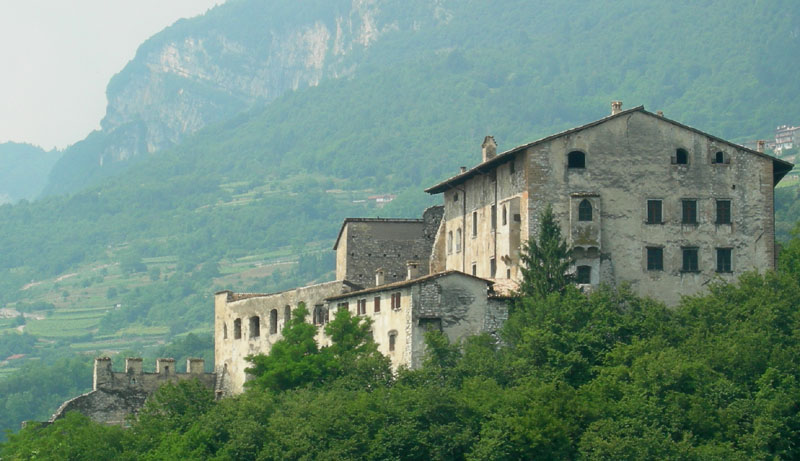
[215,281,352,394]
[525,110,777,305]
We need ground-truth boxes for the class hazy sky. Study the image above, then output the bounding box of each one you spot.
[0,0,226,150]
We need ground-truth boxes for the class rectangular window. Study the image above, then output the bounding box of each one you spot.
[388,332,396,352]
[491,205,497,230]
[391,292,401,310]
[357,299,367,315]
[681,247,699,272]
[716,200,731,224]
[337,302,349,312]
[576,265,591,284]
[716,248,732,273]
[490,258,497,278]
[646,247,663,271]
[646,200,662,224]
[509,159,516,175]
[471,263,476,276]
[472,211,478,237]
[374,296,381,313]
[682,200,697,224]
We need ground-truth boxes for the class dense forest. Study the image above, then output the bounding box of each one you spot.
[3,222,799,459]
[1,0,799,438]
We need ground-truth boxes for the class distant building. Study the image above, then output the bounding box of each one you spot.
[775,125,800,152]
[214,102,793,395]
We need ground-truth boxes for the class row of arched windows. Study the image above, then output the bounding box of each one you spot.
[223,305,293,340]
[568,148,730,169]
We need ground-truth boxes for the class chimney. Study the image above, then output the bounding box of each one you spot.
[406,261,420,280]
[656,110,664,117]
[611,101,623,115]
[375,268,385,286]
[481,136,497,162]
[757,140,765,153]
[460,166,467,173]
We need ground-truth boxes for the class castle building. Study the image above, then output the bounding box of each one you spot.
[214,102,793,395]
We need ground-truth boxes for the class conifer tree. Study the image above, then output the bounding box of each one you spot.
[517,204,574,299]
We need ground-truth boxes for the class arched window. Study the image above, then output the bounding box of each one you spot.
[675,148,688,165]
[269,309,278,335]
[567,151,586,168]
[233,319,242,339]
[578,199,593,222]
[249,316,260,338]
[713,151,725,164]
[447,231,453,254]
[576,266,591,284]
[388,330,398,352]
[455,228,462,252]
[284,305,291,327]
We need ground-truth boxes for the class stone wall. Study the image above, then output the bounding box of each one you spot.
[50,357,216,426]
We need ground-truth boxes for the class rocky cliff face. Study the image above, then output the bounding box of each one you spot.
[97,0,396,163]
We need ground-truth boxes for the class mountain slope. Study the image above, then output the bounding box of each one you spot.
[0,143,60,203]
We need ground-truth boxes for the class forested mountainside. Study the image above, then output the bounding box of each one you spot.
[1,0,800,436]
[0,143,60,203]
[43,0,800,195]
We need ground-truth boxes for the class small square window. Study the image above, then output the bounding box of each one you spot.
[716,200,731,225]
[646,247,663,271]
[682,247,699,272]
[716,248,732,273]
[647,200,662,224]
[682,200,697,224]
[576,266,591,284]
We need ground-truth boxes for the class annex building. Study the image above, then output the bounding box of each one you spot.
[214,102,793,395]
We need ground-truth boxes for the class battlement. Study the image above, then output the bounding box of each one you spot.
[92,356,215,393]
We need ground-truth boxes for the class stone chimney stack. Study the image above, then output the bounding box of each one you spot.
[611,101,623,115]
[375,268,385,286]
[757,140,765,153]
[406,261,420,280]
[460,166,467,173]
[656,110,664,117]
[481,136,497,162]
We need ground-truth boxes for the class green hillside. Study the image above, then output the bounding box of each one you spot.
[1,0,799,435]
[0,143,60,203]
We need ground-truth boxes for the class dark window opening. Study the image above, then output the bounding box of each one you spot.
[509,160,516,175]
[682,247,699,272]
[491,205,497,230]
[471,263,477,276]
[388,331,397,352]
[358,299,367,315]
[223,323,228,339]
[716,200,731,224]
[284,305,291,326]
[233,319,242,339]
[374,296,381,313]
[647,200,663,224]
[647,247,663,271]
[675,148,689,165]
[419,318,443,332]
[578,199,593,221]
[456,228,462,252]
[716,248,732,273]
[568,151,586,168]
[490,258,497,278]
[249,316,260,338]
[576,265,591,284]
[269,309,278,335]
[682,200,697,224]
[502,206,507,226]
[713,151,725,164]
[453,193,459,202]
[391,292,402,310]
[313,305,327,326]
[472,211,478,236]
[507,268,511,278]
[514,213,521,222]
